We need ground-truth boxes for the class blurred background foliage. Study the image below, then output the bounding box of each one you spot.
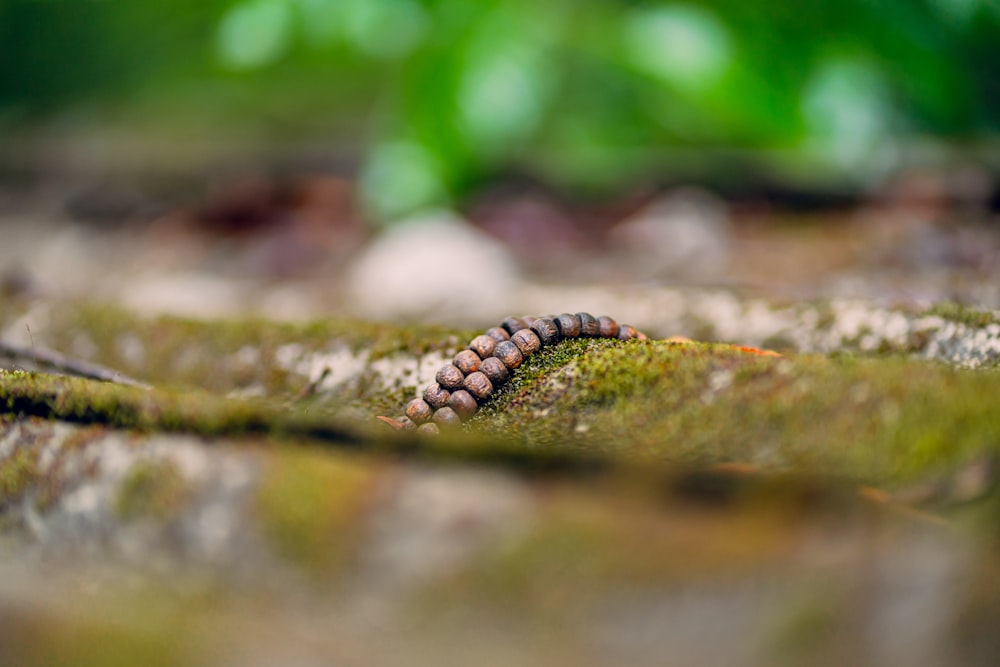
[1,0,998,221]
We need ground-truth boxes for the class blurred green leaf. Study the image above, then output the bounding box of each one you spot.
[360,140,449,221]
[800,57,896,175]
[622,4,732,93]
[1,0,999,217]
[216,0,294,69]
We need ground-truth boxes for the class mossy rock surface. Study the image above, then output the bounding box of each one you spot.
[3,308,1000,488]
[3,305,1000,666]
[475,338,1000,485]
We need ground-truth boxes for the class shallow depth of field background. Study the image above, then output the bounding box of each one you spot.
[2,0,1000,325]
[2,0,998,221]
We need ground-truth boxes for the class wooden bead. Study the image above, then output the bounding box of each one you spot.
[468,335,496,359]
[480,356,510,385]
[530,317,560,347]
[454,349,481,375]
[501,316,530,335]
[449,389,478,420]
[494,340,524,370]
[598,316,620,339]
[436,363,465,390]
[432,406,461,426]
[423,382,450,409]
[393,311,654,435]
[555,313,581,338]
[464,371,493,401]
[618,324,638,341]
[405,398,433,424]
[511,329,541,357]
[485,326,510,343]
[577,312,599,337]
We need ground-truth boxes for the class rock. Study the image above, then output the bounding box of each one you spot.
[609,188,732,281]
[345,210,522,321]
[119,272,246,318]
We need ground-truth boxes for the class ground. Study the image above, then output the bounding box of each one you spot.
[2,197,1000,665]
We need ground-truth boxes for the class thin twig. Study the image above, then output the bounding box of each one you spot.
[0,340,151,389]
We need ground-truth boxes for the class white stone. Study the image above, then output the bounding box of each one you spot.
[119,272,246,318]
[345,210,522,321]
[609,188,732,280]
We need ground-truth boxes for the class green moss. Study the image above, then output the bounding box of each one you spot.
[115,460,189,520]
[0,604,188,667]
[256,448,376,572]
[474,340,1000,484]
[478,507,765,594]
[760,333,797,353]
[0,368,603,477]
[925,302,1000,329]
[0,445,39,505]
[7,317,1000,493]
[426,479,820,618]
[766,589,850,666]
[25,302,471,397]
[0,368,359,442]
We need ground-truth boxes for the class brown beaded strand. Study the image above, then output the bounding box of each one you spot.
[384,314,647,432]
